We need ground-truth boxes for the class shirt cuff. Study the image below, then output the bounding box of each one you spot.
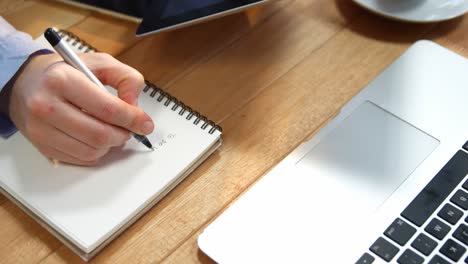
[0,16,48,92]
[0,113,16,139]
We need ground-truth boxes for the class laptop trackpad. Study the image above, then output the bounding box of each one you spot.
[297,101,439,212]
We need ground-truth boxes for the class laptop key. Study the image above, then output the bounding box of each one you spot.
[453,224,468,246]
[384,218,417,246]
[401,151,468,227]
[370,237,399,262]
[425,218,451,240]
[397,249,423,264]
[428,255,451,264]
[463,140,468,151]
[451,189,468,210]
[440,238,466,262]
[438,203,463,225]
[462,179,468,191]
[411,233,438,256]
[356,253,374,264]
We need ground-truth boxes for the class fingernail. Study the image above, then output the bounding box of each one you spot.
[142,121,154,134]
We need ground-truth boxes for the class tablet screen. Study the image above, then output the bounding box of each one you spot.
[65,0,147,18]
[66,0,265,36]
[161,0,225,19]
[137,0,266,36]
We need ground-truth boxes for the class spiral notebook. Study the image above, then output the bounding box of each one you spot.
[0,30,222,261]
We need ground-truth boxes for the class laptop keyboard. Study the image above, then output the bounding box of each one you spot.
[357,142,468,264]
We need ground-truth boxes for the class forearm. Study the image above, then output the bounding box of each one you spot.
[0,16,48,138]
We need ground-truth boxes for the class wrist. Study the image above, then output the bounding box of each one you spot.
[0,49,54,117]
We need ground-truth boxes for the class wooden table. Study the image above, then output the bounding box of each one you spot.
[1,0,467,263]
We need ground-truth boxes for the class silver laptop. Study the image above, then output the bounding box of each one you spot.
[198,40,468,263]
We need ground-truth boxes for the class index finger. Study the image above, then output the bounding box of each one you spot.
[80,53,145,106]
[58,65,154,135]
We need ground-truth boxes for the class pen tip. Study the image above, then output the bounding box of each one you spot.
[132,133,153,151]
[140,137,153,151]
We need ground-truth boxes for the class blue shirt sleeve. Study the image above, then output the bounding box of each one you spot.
[0,113,17,138]
[0,16,47,139]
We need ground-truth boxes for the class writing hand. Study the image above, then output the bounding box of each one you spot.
[9,52,154,165]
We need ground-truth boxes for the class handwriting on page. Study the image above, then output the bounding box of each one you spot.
[152,133,176,151]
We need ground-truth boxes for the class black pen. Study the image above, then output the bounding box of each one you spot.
[44,28,154,150]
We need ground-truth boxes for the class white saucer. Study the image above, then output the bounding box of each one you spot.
[353,0,468,23]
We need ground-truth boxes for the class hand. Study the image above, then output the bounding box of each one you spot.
[9,52,154,166]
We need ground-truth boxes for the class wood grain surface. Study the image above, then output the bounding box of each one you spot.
[1,0,467,263]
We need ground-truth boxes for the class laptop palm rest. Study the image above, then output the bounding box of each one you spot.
[296,101,439,212]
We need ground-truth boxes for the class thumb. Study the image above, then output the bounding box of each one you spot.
[80,52,144,106]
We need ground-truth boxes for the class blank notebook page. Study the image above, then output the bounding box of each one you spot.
[0,88,221,253]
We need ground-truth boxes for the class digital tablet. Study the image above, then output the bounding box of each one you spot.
[56,0,271,36]
[136,0,270,36]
